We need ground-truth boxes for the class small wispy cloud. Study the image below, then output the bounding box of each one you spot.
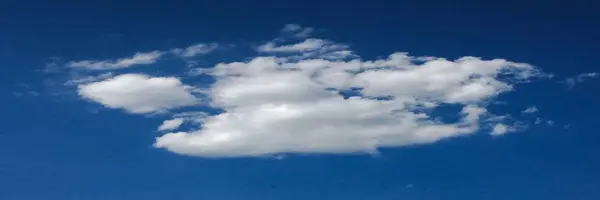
[281,24,314,38]
[257,38,328,53]
[38,56,64,73]
[491,122,528,136]
[158,118,185,131]
[64,72,115,86]
[12,91,40,97]
[521,106,539,114]
[535,117,555,126]
[171,43,219,57]
[12,83,41,97]
[256,38,353,61]
[66,43,219,71]
[563,72,598,88]
[68,51,164,70]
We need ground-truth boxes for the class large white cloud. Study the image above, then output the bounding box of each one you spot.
[64,25,546,157]
[78,74,198,113]
[153,37,544,157]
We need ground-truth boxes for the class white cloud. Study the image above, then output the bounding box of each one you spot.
[318,50,356,60]
[485,114,510,122]
[522,106,539,114]
[491,124,509,136]
[257,38,328,53]
[172,43,218,57]
[78,74,198,113]
[158,118,185,131]
[256,38,353,61]
[60,26,545,158]
[173,112,210,124]
[564,72,598,88]
[68,51,164,70]
[153,44,543,157]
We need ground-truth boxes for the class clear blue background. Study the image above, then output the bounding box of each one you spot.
[1,0,599,199]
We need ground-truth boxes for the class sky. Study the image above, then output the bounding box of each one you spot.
[1,0,600,199]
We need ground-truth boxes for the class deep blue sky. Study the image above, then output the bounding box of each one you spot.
[2,0,600,199]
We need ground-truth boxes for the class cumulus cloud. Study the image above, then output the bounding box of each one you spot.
[152,37,544,157]
[63,26,546,157]
[563,72,598,88]
[68,51,164,70]
[521,106,539,114]
[78,74,198,113]
[158,118,185,131]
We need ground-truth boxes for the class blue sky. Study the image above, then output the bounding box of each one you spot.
[2,0,600,199]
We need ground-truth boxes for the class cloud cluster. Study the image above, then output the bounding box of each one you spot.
[153,38,543,157]
[65,24,548,158]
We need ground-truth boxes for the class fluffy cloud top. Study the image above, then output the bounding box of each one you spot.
[153,38,543,157]
[158,118,185,131]
[78,74,198,113]
[68,51,164,70]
